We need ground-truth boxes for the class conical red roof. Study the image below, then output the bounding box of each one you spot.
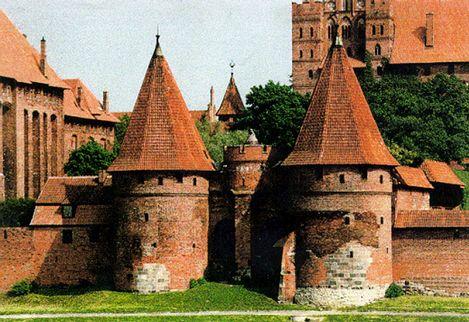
[216,74,245,116]
[283,41,398,167]
[108,39,214,172]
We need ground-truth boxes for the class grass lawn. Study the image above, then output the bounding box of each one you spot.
[454,169,469,210]
[357,296,469,314]
[325,316,469,321]
[0,282,306,315]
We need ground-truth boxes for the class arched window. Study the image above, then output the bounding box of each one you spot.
[310,49,314,58]
[299,50,303,58]
[308,69,314,79]
[372,25,376,36]
[328,24,333,40]
[343,0,352,11]
[310,27,314,38]
[299,27,303,39]
[375,44,381,56]
[380,25,384,35]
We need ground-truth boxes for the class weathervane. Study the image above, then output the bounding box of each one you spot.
[156,25,160,44]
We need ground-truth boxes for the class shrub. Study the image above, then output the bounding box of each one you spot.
[385,283,404,298]
[0,198,36,227]
[8,279,33,296]
[189,277,207,289]
[189,278,198,289]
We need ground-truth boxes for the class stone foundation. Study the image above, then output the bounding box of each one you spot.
[134,263,170,294]
[295,286,387,308]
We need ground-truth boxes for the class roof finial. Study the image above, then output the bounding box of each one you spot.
[230,61,235,76]
[155,26,163,57]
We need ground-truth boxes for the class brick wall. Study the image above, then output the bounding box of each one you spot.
[394,188,431,213]
[393,228,469,294]
[64,119,115,163]
[0,226,111,291]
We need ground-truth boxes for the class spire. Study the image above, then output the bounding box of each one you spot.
[154,28,163,57]
[216,66,245,117]
[283,42,398,167]
[109,37,214,172]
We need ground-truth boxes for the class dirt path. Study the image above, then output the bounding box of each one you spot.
[0,310,468,320]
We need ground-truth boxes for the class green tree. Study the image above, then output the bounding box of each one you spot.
[0,198,35,227]
[196,119,248,165]
[363,73,469,163]
[235,81,310,150]
[113,114,131,156]
[64,138,115,176]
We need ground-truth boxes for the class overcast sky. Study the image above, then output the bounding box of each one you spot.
[3,0,293,112]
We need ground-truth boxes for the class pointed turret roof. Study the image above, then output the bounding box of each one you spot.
[216,73,245,117]
[283,39,398,167]
[108,37,214,172]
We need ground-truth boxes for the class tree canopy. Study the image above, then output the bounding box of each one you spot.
[196,118,248,165]
[361,71,468,164]
[64,138,115,176]
[234,81,310,150]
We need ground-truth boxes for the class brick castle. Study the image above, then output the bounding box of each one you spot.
[292,0,469,94]
[0,7,468,307]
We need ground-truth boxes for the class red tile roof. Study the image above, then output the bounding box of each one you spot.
[394,166,433,190]
[319,55,366,69]
[283,42,399,167]
[64,79,118,123]
[420,160,465,187]
[190,110,207,123]
[216,74,245,117]
[0,10,67,88]
[390,0,469,65]
[30,205,111,226]
[108,39,214,172]
[36,176,113,205]
[112,112,132,120]
[395,210,469,228]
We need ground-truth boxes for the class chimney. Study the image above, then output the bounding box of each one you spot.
[40,37,47,76]
[77,86,82,107]
[102,91,109,112]
[210,86,214,106]
[425,13,434,47]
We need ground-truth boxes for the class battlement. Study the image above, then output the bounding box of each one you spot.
[224,145,271,163]
[292,1,323,18]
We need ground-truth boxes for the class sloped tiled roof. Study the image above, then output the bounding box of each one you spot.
[113,111,132,120]
[319,55,365,69]
[64,79,118,123]
[283,41,399,167]
[30,205,111,226]
[394,166,433,190]
[190,110,207,123]
[216,74,245,117]
[0,10,67,89]
[420,160,465,187]
[36,176,113,205]
[395,210,469,228]
[390,0,469,65]
[108,39,214,172]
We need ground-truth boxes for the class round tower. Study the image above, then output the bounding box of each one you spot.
[283,39,399,307]
[108,37,214,293]
[223,130,271,272]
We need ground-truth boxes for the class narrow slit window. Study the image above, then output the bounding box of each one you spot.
[62,230,73,244]
[344,216,350,225]
[349,251,354,258]
[3,230,7,240]
[144,213,149,222]
[380,175,384,184]
[339,174,345,183]
[158,177,164,185]
[176,174,183,183]
[299,27,303,39]
[193,178,197,186]
[299,50,303,59]
[380,217,384,225]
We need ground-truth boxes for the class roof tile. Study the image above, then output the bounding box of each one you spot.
[283,42,398,167]
[395,210,469,228]
[108,39,214,172]
[216,74,245,117]
[420,160,465,187]
[395,166,433,190]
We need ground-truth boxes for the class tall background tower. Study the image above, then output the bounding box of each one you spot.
[108,36,214,293]
[292,0,366,94]
[283,39,399,307]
